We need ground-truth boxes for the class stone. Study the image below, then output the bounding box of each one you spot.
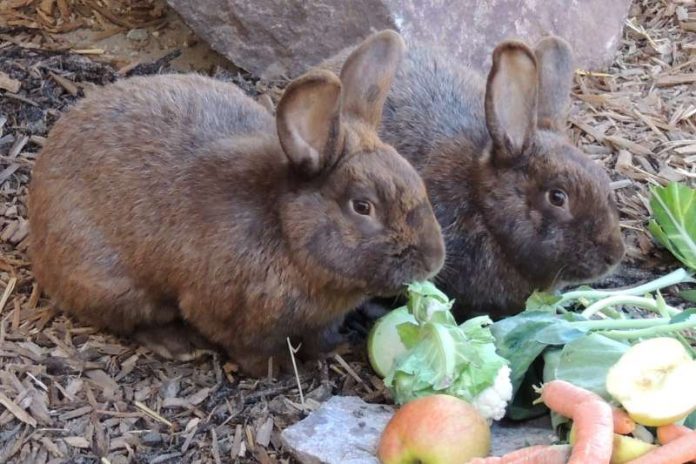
[167,0,632,79]
[281,396,558,464]
[280,396,393,464]
[489,416,557,456]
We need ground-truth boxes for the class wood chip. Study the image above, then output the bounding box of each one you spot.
[0,391,37,427]
[49,72,79,96]
[0,72,21,93]
[63,436,90,449]
[255,417,274,448]
[656,73,696,87]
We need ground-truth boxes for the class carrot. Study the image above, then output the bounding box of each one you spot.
[656,425,696,464]
[540,380,614,464]
[625,429,696,464]
[466,444,571,463]
[612,408,636,434]
[567,399,614,464]
[658,424,693,445]
[539,379,635,434]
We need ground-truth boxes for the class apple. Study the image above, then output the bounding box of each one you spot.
[368,307,417,378]
[569,425,656,464]
[378,394,490,464]
[606,337,696,426]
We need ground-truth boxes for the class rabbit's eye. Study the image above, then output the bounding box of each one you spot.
[547,189,567,208]
[352,200,372,216]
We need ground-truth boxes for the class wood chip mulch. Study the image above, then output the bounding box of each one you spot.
[0,0,694,463]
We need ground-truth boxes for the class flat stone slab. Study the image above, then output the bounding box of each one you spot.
[168,0,632,79]
[281,396,394,464]
[281,396,557,464]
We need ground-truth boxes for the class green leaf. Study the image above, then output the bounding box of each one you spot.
[387,318,507,404]
[680,289,696,303]
[396,321,421,349]
[525,291,563,312]
[684,411,696,429]
[669,308,696,325]
[491,312,560,394]
[405,281,455,323]
[384,284,508,407]
[553,333,630,401]
[649,182,696,270]
[534,320,588,345]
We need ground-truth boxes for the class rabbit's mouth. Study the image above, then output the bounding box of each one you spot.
[556,259,623,289]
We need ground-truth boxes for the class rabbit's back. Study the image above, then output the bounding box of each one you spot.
[380,48,489,167]
[29,74,283,308]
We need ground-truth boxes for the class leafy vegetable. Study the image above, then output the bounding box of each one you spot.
[493,269,696,420]
[649,182,696,270]
[551,333,629,400]
[370,282,512,420]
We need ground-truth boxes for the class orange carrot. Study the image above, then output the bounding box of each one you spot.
[656,425,696,464]
[567,399,614,464]
[658,424,693,445]
[541,380,614,464]
[612,408,636,434]
[539,379,635,434]
[467,444,571,463]
[625,429,696,464]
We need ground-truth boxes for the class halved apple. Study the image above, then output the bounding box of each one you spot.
[606,337,696,427]
[569,425,656,464]
[367,307,416,378]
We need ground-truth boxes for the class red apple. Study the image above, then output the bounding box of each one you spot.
[378,394,491,464]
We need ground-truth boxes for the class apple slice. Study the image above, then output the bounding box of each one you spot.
[606,337,696,427]
[569,425,656,464]
[367,307,417,378]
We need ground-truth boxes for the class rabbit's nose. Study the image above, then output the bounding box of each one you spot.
[420,231,445,277]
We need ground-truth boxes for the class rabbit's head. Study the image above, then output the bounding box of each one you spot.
[277,30,445,296]
[475,37,625,289]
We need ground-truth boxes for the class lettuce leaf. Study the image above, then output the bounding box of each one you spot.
[649,182,696,270]
[383,282,508,405]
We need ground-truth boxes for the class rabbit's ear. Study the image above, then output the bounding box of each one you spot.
[339,29,405,128]
[276,70,344,178]
[535,36,574,133]
[485,41,539,164]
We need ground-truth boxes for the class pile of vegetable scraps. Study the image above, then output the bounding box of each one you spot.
[370,181,696,463]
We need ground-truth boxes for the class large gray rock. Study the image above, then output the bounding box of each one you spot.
[280,396,558,464]
[168,0,632,79]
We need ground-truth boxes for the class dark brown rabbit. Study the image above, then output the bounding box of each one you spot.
[27,30,445,376]
[320,36,624,319]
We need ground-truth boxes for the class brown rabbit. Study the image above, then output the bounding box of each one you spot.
[320,36,624,319]
[27,30,445,376]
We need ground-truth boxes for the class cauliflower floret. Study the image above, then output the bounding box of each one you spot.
[471,364,513,422]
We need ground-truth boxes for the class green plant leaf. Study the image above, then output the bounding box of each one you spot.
[669,308,696,325]
[649,182,696,270]
[534,320,588,345]
[525,291,563,312]
[684,411,696,429]
[554,333,630,400]
[383,284,508,407]
[396,321,421,349]
[491,312,561,394]
[680,289,696,303]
